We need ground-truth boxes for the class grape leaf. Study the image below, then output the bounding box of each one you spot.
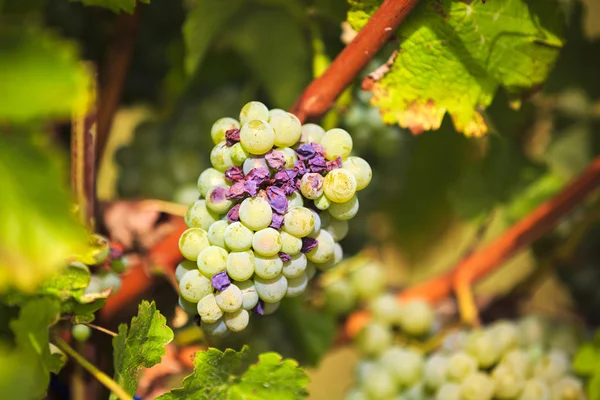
[0,136,88,293]
[111,300,174,399]
[157,346,309,400]
[347,0,565,136]
[573,343,597,375]
[71,0,149,14]
[0,27,90,122]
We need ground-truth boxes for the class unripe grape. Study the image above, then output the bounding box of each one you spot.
[287,191,304,208]
[460,372,495,400]
[343,156,372,191]
[492,363,525,399]
[283,207,314,237]
[210,142,233,172]
[197,246,229,277]
[197,168,228,198]
[269,111,302,147]
[240,120,275,155]
[350,262,385,300]
[465,330,501,368]
[236,279,259,310]
[224,222,254,251]
[306,229,335,264]
[254,254,283,279]
[201,318,229,337]
[239,197,273,231]
[72,324,91,342]
[356,322,392,356]
[380,347,424,387]
[215,284,243,312]
[197,294,223,323]
[437,383,461,400]
[240,101,269,125]
[175,260,197,282]
[208,220,229,248]
[323,168,357,203]
[328,195,359,220]
[254,275,288,303]
[185,200,219,230]
[286,273,308,297]
[324,278,356,315]
[314,193,331,210]
[424,354,449,390]
[519,379,550,400]
[178,296,199,315]
[447,352,478,383]
[280,231,302,255]
[252,228,282,256]
[369,294,403,325]
[211,117,239,144]
[230,142,250,166]
[300,123,325,144]
[282,253,307,279]
[362,366,396,399]
[225,309,250,332]
[178,227,210,261]
[226,251,255,281]
[321,128,353,160]
[326,218,349,241]
[179,270,213,302]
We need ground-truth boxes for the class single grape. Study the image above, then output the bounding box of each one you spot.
[314,193,331,210]
[211,117,240,144]
[197,246,229,277]
[240,120,275,155]
[206,186,233,215]
[519,379,550,400]
[501,350,532,378]
[316,242,343,271]
[350,262,385,300]
[300,173,324,200]
[239,197,273,231]
[324,220,348,243]
[252,228,282,256]
[197,168,228,198]
[323,168,357,203]
[286,273,308,297]
[100,271,122,294]
[343,156,372,191]
[185,199,219,230]
[236,279,259,310]
[215,284,243,312]
[277,147,297,168]
[226,251,255,281]
[465,330,501,368]
[305,261,317,280]
[84,275,103,295]
[269,111,302,147]
[72,324,91,342]
[460,372,495,400]
[224,221,254,251]
[254,254,284,279]
[490,320,519,355]
[208,220,229,248]
[442,330,470,353]
[282,253,307,279]
[242,156,269,175]
[370,294,403,325]
[309,210,322,238]
[280,231,303,255]
[321,128,353,160]
[446,352,478,383]
[201,318,229,337]
[283,207,315,237]
[287,191,304,208]
[197,294,223,323]
[424,354,449,391]
[307,229,335,264]
[179,270,213,302]
[178,296,199,315]
[436,383,461,400]
[262,301,281,315]
[173,184,199,205]
[362,366,396,399]
[254,275,288,303]
[179,228,211,261]
[399,299,434,337]
[518,315,549,347]
[328,195,359,220]
[492,363,526,399]
[210,142,233,172]
[224,309,250,332]
[175,260,197,282]
[380,346,424,387]
[230,142,250,166]
[240,101,269,125]
[356,322,392,357]
[401,383,425,400]
[533,350,569,382]
[324,278,357,315]
[300,123,325,144]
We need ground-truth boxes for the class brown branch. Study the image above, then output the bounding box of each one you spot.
[345,156,600,338]
[96,8,141,166]
[290,0,422,122]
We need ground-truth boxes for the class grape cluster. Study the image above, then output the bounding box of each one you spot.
[349,309,585,400]
[175,101,373,335]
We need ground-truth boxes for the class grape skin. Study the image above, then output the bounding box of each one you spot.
[179,228,210,261]
[72,324,91,342]
[254,275,288,303]
[226,251,255,281]
[197,294,223,323]
[239,197,273,231]
[197,246,229,277]
[211,117,240,144]
[185,199,220,230]
[179,270,212,302]
[224,221,254,252]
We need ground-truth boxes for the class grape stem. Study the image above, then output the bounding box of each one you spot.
[345,156,600,338]
[85,323,118,337]
[54,337,133,400]
[289,0,422,122]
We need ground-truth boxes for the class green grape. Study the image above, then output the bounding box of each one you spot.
[240,119,275,155]
[230,142,250,166]
[206,186,233,214]
[326,218,349,241]
[269,111,302,147]
[282,253,307,279]
[254,274,288,303]
[343,156,372,191]
[262,301,280,315]
[287,191,304,208]
[314,193,331,210]
[446,352,478,383]
[350,262,385,300]
[208,220,229,248]
[224,309,250,332]
[443,330,469,353]
[283,206,315,237]
[323,169,357,203]
[533,350,569,382]
[328,195,359,220]
[355,361,378,385]
[175,260,197,282]
[100,272,122,294]
[179,228,211,261]
[173,184,199,205]
[226,251,255,281]
[236,279,259,310]
[185,200,219,230]
[252,227,282,256]
[215,284,243,312]
[202,318,229,337]
[321,128,353,160]
[306,261,317,280]
[268,108,287,119]
[300,173,324,200]
[242,156,268,176]
[286,273,308,297]
[519,379,549,400]
[309,210,321,238]
[84,275,103,295]
[307,229,335,264]
[518,315,549,347]
[210,142,233,172]
[197,168,228,198]
[240,101,269,125]
[277,147,297,168]
[436,383,461,400]
[399,299,434,337]
[254,254,283,279]
[211,117,240,144]
[178,296,199,315]
[490,320,519,355]
[179,270,213,302]
[197,246,229,277]
[316,242,343,271]
[370,294,403,325]
[324,279,357,315]
[501,350,532,378]
[72,324,91,342]
[356,322,392,357]
[380,346,424,387]
[361,366,396,399]
[465,330,501,368]
[424,354,449,391]
[300,123,325,144]
[239,197,273,231]
[197,293,223,323]
[460,372,495,400]
[224,221,254,251]
[492,363,525,399]
[280,231,302,255]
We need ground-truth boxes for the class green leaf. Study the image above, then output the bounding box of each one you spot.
[157,346,309,400]
[70,0,149,14]
[111,300,174,399]
[183,0,246,75]
[0,27,90,122]
[0,135,88,293]
[348,0,565,136]
[589,372,600,400]
[573,343,598,375]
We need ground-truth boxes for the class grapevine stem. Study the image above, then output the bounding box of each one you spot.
[85,323,118,337]
[54,337,133,400]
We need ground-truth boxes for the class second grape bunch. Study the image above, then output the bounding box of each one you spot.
[176,101,374,335]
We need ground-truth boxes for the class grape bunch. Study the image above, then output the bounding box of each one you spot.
[175,101,373,335]
[349,306,585,400]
